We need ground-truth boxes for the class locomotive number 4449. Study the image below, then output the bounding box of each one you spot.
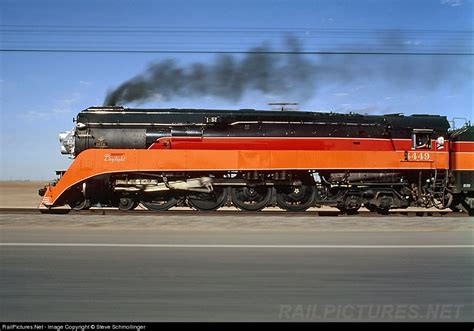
[404,151,432,162]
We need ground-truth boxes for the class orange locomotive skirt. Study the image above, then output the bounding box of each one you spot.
[40,148,449,207]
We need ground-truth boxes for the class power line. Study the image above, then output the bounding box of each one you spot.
[0,49,472,55]
[2,25,470,55]
[1,24,472,34]
[3,40,469,48]
[1,29,471,38]
[1,33,470,41]
[1,26,471,41]
[1,29,471,36]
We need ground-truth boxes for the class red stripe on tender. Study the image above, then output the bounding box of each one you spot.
[149,137,417,151]
[451,141,474,152]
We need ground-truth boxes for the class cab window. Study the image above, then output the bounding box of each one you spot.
[412,132,431,149]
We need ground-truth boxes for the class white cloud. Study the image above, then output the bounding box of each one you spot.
[17,110,51,119]
[52,92,81,114]
[333,92,349,97]
[18,91,82,119]
[352,85,366,92]
[440,0,462,7]
[403,40,421,46]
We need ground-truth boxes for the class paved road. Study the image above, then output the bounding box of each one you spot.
[1,216,473,321]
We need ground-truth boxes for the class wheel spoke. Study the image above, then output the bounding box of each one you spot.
[231,186,272,211]
[141,193,178,211]
[68,198,91,211]
[187,187,229,211]
[337,194,362,215]
[275,185,316,211]
[118,197,138,211]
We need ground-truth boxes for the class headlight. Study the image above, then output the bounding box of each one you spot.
[58,129,75,157]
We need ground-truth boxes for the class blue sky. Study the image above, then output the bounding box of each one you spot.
[0,0,472,179]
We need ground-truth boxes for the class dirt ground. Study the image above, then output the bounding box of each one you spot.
[0,181,48,208]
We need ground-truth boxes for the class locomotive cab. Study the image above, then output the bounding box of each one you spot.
[412,130,432,149]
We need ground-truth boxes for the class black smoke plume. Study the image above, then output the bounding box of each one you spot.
[104,35,470,106]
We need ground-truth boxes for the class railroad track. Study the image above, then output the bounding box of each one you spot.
[0,207,469,217]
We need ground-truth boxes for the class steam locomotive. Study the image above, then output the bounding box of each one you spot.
[39,106,474,215]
